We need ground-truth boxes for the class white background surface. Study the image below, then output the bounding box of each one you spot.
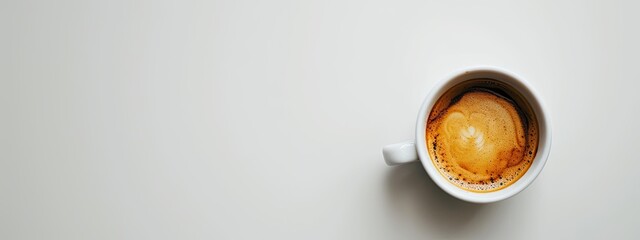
[3,0,640,239]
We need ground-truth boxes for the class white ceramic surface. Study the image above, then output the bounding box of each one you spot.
[4,0,640,239]
[384,66,552,203]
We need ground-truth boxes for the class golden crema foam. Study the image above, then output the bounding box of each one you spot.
[426,79,539,192]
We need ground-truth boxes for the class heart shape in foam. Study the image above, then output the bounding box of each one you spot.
[436,91,526,182]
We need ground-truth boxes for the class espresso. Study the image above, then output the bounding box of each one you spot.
[426,79,538,192]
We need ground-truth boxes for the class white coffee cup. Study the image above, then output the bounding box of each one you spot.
[383,66,551,203]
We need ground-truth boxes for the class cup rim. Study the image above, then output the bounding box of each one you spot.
[415,65,552,203]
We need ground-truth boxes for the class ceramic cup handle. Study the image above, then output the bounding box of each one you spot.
[382,140,418,166]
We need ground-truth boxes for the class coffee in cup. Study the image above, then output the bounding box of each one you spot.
[383,66,551,203]
[425,79,539,192]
